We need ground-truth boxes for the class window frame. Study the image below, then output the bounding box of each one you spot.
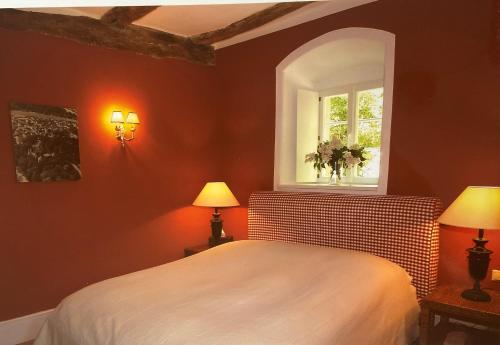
[274,28,395,195]
[319,80,383,185]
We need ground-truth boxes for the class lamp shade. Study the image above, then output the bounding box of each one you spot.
[193,182,239,208]
[126,112,140,124]
[111,111,124,123]
[438,186,500,230]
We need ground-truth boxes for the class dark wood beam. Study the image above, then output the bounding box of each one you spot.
[0,9,214,65]
[101,6,159,27]
[191,1,312,45]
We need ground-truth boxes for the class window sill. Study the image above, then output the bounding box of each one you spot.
[276,183,382,195]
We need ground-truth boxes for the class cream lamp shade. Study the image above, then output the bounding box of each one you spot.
[438,186,500,230]
[111,111,124,123]
[126,112,140,124]
[193,182,239,207]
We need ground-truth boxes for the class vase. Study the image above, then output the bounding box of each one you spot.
[316,171,329,184]
[329,171,337,185]
[329,162,342,185]
[344,165,356,184]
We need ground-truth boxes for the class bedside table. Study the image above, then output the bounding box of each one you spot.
[420,285,500,345]
[184,236,234,257]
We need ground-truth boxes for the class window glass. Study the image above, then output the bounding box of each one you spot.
[326,94,348,142]
[329,124,348,142]
[358,120,382,148]
[328,94,348,121]
[356,87,383,178]
[320,86,384,181]
[358,88,383,119]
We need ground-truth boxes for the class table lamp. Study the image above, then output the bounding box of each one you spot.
[438,186,500,302]
[193,182,239,245]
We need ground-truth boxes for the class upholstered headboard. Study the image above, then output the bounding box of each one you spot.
[248,191,441,299]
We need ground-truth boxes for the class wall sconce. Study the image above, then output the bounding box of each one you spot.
[111,111,140,147]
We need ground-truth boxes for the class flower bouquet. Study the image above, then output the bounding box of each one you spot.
[305,136,368,184]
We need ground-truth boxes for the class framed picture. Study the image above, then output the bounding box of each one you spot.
[10,102,82,182]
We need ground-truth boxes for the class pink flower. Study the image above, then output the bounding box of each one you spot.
[343,151,361,166]
[304,153,316,163]
[330,136,343,150]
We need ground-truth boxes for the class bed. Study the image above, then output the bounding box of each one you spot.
[35,192,441,345]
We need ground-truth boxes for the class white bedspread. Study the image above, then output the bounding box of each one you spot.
[35,240,420,345]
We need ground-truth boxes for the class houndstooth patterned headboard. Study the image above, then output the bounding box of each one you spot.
[248,191,441,299]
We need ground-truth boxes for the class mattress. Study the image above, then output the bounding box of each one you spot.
[35,240,420,345]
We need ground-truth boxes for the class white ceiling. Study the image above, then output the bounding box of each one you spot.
[136,3,275,36]
[24,6,112,18]
[286,38,385,89]
[21,0,379,49]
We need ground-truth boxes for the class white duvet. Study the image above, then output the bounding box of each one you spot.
[35,240,419,345]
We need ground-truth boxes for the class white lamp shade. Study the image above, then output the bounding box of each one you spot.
[193,182,239,208]
[438,186,500,230]
[126,112,140,124]
[111,111,124,123]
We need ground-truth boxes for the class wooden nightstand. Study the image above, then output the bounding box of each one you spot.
[420,285,500,345]
[184,236,234,257]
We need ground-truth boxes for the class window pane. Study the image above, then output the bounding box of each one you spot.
[329,123,348,142]
[328,94,348,121]
[358,120,381,148]
[358,120,381,179]
[359,147,380,178]
[357,88,383,120]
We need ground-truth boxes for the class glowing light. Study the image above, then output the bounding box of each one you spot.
[193,182,240,207]
[111,111,124,123]
[439,186,500,230]
[100,103,137,137]
[126,112,140,124]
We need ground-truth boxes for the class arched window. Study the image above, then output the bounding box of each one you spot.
[274,28,395,194]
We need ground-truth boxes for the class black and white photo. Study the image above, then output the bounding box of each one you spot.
[10,102,82,182]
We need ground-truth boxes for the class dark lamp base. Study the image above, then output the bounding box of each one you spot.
[461,288,491,302]
[209,235,233,247]
[210,208,223,240]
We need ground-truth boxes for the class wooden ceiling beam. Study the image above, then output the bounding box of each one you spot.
[101,6,159,27]
[191,1,312,45]
[0,9,214,65]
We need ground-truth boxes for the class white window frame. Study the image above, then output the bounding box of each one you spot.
[319,80,383,185]
[274,27,395,195]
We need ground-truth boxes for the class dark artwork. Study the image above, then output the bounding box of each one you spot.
[10,102,81,182]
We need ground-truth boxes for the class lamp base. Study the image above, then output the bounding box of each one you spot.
[210,207,223,240]
[461,288,491,302]
[209,235,233,247]
[462,228,492,303]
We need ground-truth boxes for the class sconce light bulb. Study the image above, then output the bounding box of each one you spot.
[111,111,139,146]
[126,112,140,125]
[111,111,125,124]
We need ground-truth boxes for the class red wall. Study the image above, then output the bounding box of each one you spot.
[217,0,500,288]
[1,0,499,321]
[0,28,223,320]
